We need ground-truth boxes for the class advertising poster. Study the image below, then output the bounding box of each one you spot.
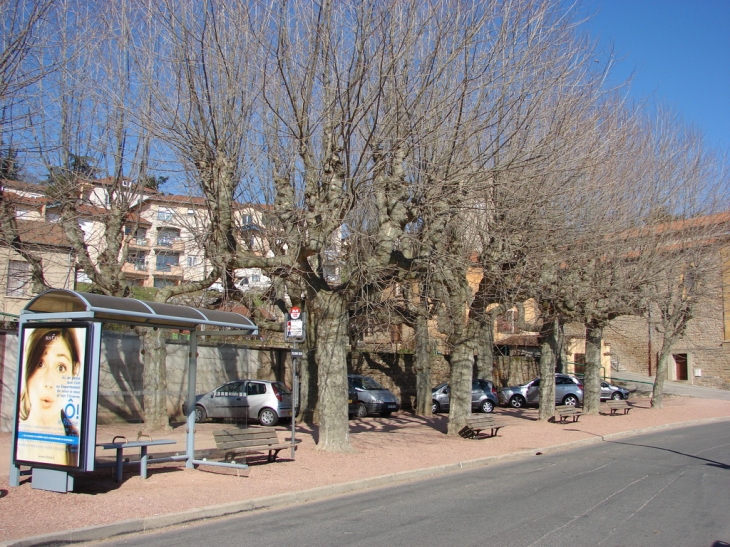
[14,324,89,469]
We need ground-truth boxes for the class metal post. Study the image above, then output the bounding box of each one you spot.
[185,331,198,468]
[291,342,298,460]
[647,307,653,377]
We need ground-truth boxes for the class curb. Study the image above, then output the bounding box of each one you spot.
[3,416,730,547]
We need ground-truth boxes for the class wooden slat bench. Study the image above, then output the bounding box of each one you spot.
[554,405,582,423]
[458,414,508,439]
[606,400,632,415]
[212,427,301,463]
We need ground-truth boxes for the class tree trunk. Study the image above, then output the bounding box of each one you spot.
[297,310,318,423]
[312,291,353,452]
[141,328,170,431]
[583,322,603,415]
[446,340,474,436]
[414,311,432,416]
[475,312,495,381]
[555,319,567,374]
[537,318,557,422]
[652,334,678,409]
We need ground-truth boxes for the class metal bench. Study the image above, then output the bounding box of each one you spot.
[212,427,301,463]
[458,414,508,439]
[606,400,632,415]
[554,405,582,423]
[96,435,177,482]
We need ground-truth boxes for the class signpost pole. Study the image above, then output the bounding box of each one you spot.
[285,306,305,460]
[291,342,298,460]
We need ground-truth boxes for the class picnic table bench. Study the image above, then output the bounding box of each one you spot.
[212,426,301,463]
[96,434,177,482]
[458,414,508,439]
[554,405,582,423]
[606,399,632,415]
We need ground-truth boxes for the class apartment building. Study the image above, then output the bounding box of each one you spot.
[0,178,271,309]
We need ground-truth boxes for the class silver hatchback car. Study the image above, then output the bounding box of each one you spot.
[431,379,499,414]
[499,374,584,408]
[184,379,293,426]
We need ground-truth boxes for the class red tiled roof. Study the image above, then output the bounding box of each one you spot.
[13,220,73,248]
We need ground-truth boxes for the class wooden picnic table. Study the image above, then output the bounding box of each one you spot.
[97,435,177,482]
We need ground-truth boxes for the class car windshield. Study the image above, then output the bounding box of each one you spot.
[432,383,447,393]
[351,376,385,390]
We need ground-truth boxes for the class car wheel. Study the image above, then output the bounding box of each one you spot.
[563,394,579,406]
[355,402,368,418]
[258,407,279,427]
[509,395,526,408]
[431,400,440,414]
[194,405,207,423]
[480,399,495,413]
[381,410,392,417]
[611,392,623,400]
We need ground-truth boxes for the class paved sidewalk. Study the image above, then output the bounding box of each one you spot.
[2,388,730,547]
[610,370,730,400]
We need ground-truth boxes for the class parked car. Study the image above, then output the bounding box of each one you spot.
[431,379,499,414]
[601,380,630,401]
[183,379,293,426]
[348,385,359,417]
[348,375,400,417]
[499,374,584,408]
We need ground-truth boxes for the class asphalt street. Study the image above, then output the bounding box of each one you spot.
[83,421,730,547]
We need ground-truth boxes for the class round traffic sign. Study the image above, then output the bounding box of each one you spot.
[290,306,301,319]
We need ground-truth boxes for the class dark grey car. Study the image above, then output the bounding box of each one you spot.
[183,379,293,426]
[348,375,400,417]
[431,379,498,414]
[499,374,584,408]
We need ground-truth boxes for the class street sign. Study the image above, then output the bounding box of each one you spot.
[285,310,305,342]
[291,349,303,358]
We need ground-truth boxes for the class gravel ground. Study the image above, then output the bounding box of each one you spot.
[2,394,730,543]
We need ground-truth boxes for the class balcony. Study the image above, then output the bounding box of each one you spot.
[154,237,185,252]
[122,262,148,277]
[126,236,150,249]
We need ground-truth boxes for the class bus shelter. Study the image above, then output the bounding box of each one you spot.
[8,289,258,492]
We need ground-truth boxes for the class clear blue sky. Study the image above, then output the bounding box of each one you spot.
[577,0,730,154]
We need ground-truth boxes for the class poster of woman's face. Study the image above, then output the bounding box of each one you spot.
[14,325,88,468]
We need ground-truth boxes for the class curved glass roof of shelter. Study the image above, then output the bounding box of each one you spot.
[21,289,258,333]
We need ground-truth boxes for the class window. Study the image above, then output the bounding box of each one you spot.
[187,256,199,267]
[6,260,31,296]
[157,208,173,221]
[157,229,180,247]
[251,274,260,282]
[241,214,253,225]
[216,382,244,396]
[323,265,339,283]
[187,209,195,216]
[246,382,266,396]
[156,252,179,272]
[126,252,147,270]
[496,309,517,334]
